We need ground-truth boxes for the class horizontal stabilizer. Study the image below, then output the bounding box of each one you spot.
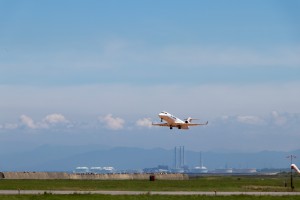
[193,121,208,126]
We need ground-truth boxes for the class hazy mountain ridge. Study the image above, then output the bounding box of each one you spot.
[0,145,299,171]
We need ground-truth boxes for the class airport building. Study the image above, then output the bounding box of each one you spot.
[212,168,257,174]
[74,167,89,173]
[74,166,115,174]
[190,166,209,174]
[72,147,257,175]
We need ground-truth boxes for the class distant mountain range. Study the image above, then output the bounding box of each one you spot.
[0,145,299,172]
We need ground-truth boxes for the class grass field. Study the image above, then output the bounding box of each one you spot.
[1,194,300,200]
[1,175,300,199]
[0,175,299,192]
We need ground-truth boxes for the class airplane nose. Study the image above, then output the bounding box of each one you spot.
[158,112,168,118]
[158,113,165,117]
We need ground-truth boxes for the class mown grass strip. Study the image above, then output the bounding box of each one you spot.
[0,194,300,200]
[0,176,299,192]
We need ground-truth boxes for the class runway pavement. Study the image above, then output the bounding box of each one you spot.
[1,190,300,196]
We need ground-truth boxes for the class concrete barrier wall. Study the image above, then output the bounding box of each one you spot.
[2,172,70,180]
[1,172,188,180]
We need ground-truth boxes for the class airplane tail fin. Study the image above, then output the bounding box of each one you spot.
[185,117,199,123]
[291,164,300,174]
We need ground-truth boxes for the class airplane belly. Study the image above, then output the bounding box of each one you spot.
[181,125,189,129]
[161,116,175,125]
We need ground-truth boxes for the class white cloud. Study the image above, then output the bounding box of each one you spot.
[136,118,152,128]
[43,114,68,124]
[20,115,37,129]
[100,114,125,130]
[16,113,69,130]
[237,115,265,125]
[271,111,287,126]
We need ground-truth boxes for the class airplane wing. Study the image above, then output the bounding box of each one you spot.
[187,121,208,126]
[152,121,208,129]
[152,123,170,127]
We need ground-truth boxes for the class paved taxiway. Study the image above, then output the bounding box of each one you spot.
[1,190,300,196]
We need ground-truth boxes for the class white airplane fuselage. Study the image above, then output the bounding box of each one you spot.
[152,111,207,130]
[159,112,185,126]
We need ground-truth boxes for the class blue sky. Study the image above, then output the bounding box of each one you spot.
[0,0,300,154]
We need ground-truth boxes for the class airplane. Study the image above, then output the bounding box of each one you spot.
[152,111,208,130]
[291,164,300,174]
